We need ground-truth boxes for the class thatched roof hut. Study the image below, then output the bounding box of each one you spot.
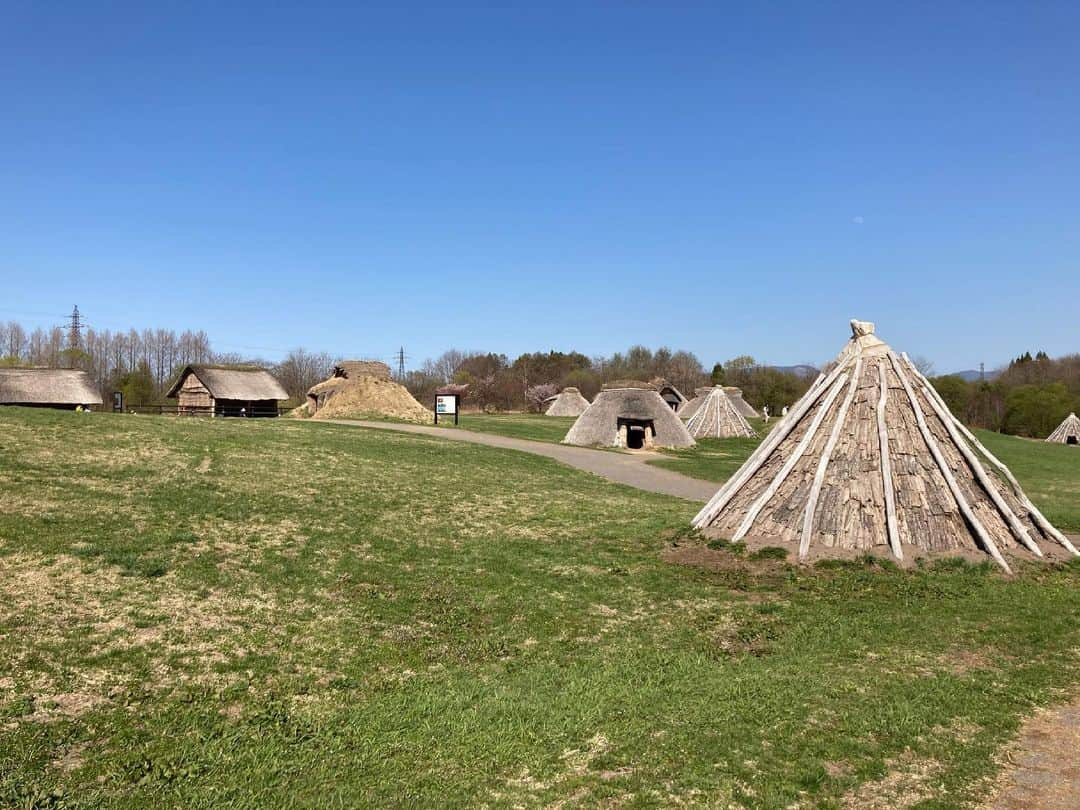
[305,359,430,423]
[564,383,695,449]
[167,365,288,417]
[544,387,590,417]
[685,387,758,439]
[0,368,102,409]
[723,387,759,419]
[653,379,688,412]
[693,320,1076,572]
[1047,413,1080,445]
[679,387,717,422]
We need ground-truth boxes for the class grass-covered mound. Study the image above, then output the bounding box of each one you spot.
[1,408,1078,807]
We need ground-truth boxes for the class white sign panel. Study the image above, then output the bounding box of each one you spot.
[436,395,457,415]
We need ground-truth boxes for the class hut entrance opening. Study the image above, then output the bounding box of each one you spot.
[1068,436,1078,445]
[618,418,655,449]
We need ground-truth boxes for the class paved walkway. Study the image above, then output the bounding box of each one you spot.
[321,420,716,502]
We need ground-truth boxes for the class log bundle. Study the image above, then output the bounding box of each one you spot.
[693,320,1077,572]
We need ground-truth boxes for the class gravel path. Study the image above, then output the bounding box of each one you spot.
[984,697,1080,809]
[320,419,716,502]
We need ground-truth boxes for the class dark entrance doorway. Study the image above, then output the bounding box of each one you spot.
[618,418,655,449]
[1068,436,1078,445]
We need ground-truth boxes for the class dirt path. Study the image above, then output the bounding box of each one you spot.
[319,419,717,502]
[983,697,1080,809]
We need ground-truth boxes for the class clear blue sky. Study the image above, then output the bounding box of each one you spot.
[3,2,1078,373]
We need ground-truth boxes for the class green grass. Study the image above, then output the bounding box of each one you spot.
[436,412,577,443]
[1,407,1079,807]
[649,424,1080,533]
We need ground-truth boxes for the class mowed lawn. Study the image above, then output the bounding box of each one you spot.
[1,409,1079,807]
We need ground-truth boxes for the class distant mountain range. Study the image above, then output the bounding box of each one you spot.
[769,364,819,378]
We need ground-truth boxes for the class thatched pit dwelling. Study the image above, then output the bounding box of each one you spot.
[167,365,288,417]
[0,368,103,410]
[685,387,758,439]
[693,320,1077,572]
[563,382,695,449]
[544,387,590,417]
[1047,413,1080,445]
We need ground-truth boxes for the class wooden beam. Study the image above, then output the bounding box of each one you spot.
[889,352,1012,574]
[904,356,1078,557]
[876,361,903,560]
[800,356,863,558]
[692,356,853,529]
[732,370,851,541]
[899,355,1041,556]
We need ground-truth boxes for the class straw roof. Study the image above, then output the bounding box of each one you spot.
[544,387,590,417]
[166,366,288,401]
[693,320,1077,572]
[563,388,696,448]
[723,387,759,419]
[685,387,758,439]
[1046,412,1080,444]
[0,368,103,406]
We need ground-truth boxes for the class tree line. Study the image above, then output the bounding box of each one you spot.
[0,320,334,407]
[930,351,1080,438]
[401,347,817,414]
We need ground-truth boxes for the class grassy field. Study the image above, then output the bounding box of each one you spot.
[435,412,578,444]
[2,408,1079,807]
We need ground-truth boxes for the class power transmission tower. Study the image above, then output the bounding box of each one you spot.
[396,346,407,379]
[66,305,83,350]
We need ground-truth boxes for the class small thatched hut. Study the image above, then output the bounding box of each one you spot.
[167,365,288,417]
[544,387,590,417]
[653,380,687,412]
[0,368,103,410]
[1047,413,1080,445]
[693,320,1076,572]
[723,387,759,419]
[305,360,431,423]
[563,382,695,449]
[685,387,758,439]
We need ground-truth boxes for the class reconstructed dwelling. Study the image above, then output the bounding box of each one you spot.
[723,387,759,419]
[0,368,103,410]
[304,360,431,423]
[693,320,1076,572]
[685,387,758,439]
[654,380,687,412]
[167,365,288,417]
[1047,412,1080,445]
[544,387,590,417]
[563,382,695,449]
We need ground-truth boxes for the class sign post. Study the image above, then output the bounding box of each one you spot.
[435,394,458,425]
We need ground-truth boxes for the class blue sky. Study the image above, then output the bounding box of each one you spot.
[2,2,1078,373]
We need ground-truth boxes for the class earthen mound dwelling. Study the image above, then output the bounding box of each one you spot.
[693,320,1077,572]
[303,361,431,423]
[563,381,695,449]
